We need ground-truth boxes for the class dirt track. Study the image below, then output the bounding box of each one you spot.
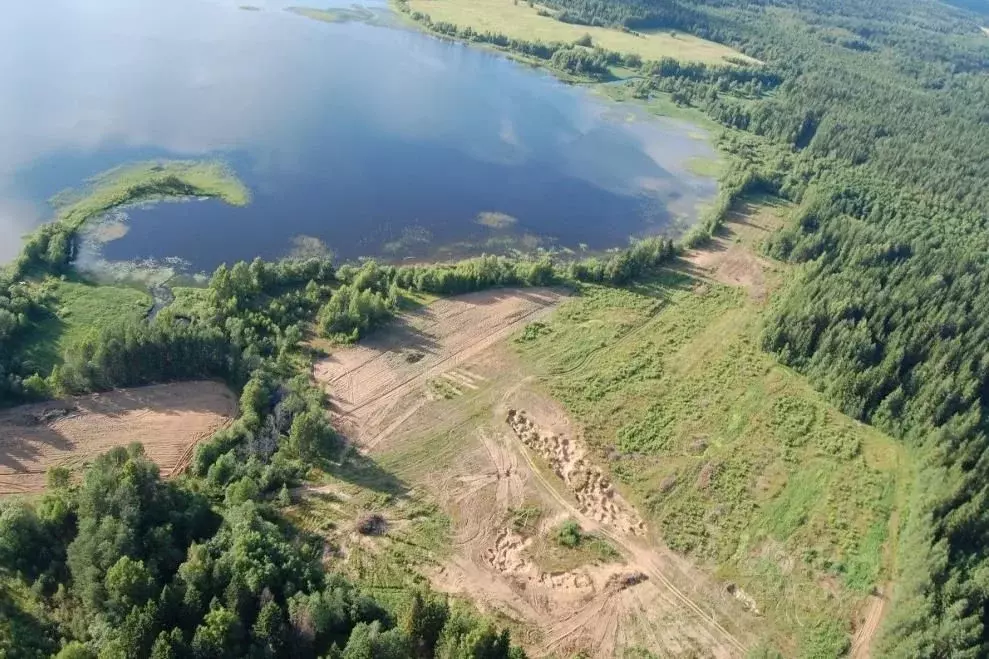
[314,288,566,450]
[683,201,786,302]
[0,381,237,494]
[315,289,758,657]
[851,587,888,659]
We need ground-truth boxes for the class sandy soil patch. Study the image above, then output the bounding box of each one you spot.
[426,398,753,657]
[0,381,237,495]
[314,288,566,451]
[314,290,758,656]
[507,409,645,536]
[684,200,788,301]
[850,585,889,659]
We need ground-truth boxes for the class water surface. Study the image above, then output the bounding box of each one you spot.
[0,0,717,272]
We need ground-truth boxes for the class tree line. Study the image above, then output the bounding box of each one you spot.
[0,217,685,657]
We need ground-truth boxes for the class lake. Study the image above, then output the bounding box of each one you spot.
[0,0,717,275]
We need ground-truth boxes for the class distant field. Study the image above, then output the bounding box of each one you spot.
[513,201,913,656]
[405,0,753,64]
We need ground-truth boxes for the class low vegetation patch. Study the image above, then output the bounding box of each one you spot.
[50,160,250,229]
[17,278,152,375]
[514,207,912,653]
[525,519,622,573]
[476,211,519,229]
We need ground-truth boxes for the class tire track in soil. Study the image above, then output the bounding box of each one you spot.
[314,291,748,656]
[506,411,749,656]
[850,588,888,659]
[342,302,557,420]
[316,290,564,451]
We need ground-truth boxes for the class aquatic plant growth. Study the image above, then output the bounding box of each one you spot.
[475,211,518,229]
[0,159,251,402]
[0,185,681,656]
[13,160,249,281]
[286,5,383,25]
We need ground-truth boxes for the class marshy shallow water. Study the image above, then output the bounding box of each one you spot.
[1,0,717,274]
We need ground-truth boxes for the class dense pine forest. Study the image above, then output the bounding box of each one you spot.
[534,0,989,655]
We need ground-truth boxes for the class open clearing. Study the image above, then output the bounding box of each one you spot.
[18,279,152,375]
[406,0,755,65]
[514,202,911,656]
[684,197,788,301]
[0,381,237,495]
[315,288,567,450]
[313,288,759,657]
[307,201,910,656]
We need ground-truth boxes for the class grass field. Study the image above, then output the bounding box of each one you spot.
[513,204,913,655]
[405,0,753,64]
[11,160,250,373]
[19,279,152,374]
[289,463,453,613]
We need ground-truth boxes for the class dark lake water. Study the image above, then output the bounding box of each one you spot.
[0,0,717,275]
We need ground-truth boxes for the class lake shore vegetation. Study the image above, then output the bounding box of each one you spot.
[0,160,250,399]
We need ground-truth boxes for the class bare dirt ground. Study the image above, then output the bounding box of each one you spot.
[850,586,889,659]
[314,289,759,657]
[0,381,237,495]
[684,200,788,302]
[314,288,566,451]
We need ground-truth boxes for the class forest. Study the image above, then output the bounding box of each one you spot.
[2,0,988,653]
[1,244,565,656]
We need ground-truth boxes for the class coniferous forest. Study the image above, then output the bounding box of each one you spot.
[421,0,989,652]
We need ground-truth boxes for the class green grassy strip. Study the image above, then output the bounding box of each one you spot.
[51,160,250,229]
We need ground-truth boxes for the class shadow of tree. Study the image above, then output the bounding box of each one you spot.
[325,447,410,499]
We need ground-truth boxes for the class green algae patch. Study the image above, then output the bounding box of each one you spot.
[286,5,380,25]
